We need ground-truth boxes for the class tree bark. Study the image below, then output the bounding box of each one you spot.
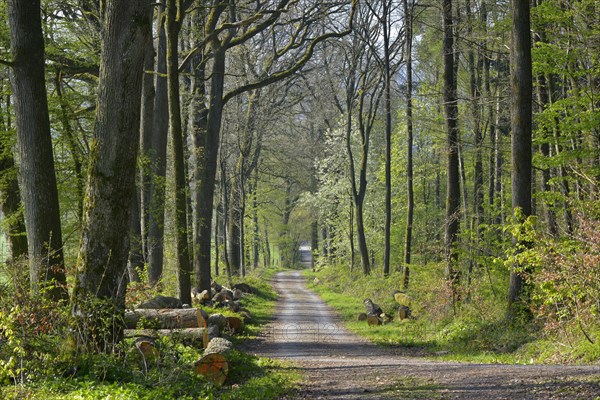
[166,0,192,305]
[139,11,156,261]
[443,0,461,287]
[508,0,533,312]
[402,0,414,289]
[72,0,151,350]
[8,0,68,300]
[147,7,169,286]
[382,0,392,277]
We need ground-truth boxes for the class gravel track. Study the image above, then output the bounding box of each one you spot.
[247,270,600,399]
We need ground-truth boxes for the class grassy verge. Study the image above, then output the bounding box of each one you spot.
[304,265,600,365]
[0,267,299,399]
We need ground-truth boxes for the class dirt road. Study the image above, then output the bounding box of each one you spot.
[249,270,600,399]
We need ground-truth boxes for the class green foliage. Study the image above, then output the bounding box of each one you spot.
[0,266,297,398]
[530,216,600,350]
[0,260,70,385]
[306,252,600,364]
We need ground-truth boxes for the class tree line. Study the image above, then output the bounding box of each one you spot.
[1,0,598,351]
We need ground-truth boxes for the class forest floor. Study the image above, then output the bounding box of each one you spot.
[245,270,600,399]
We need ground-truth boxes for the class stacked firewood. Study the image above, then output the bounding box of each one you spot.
[124,281,256,386]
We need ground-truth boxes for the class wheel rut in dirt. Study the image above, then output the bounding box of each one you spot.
[248,270,600,399]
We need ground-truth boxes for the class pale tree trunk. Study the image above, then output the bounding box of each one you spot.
[0,84,27,262]
[147,7,169,285]
[72,0,151,351]
[8,0,68,300]
[508,0,533,312]
[139,11,156,260]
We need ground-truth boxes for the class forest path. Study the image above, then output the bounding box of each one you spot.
[247,270,600,399]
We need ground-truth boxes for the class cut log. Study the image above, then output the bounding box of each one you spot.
[195,353,228,386]
[226,316,243,334]
[137,295,183,309]
[204,337,233,355]
[367,315,382,326]
[134,336,158,359]
[212,289,233,303]
[363,299,383,317]
[397,305,411,320]
[206,325,220,346]
[232,288,243,300]
[223,300,240,312]
[357,313,368,321]
[192,288,210,304]
[381,313,393,324]
[195,337,233,386]
[232,282,255,294]
[393,291,412,307]
[211,280,223,292]
[207,313,227,331]
[124,308,207,329]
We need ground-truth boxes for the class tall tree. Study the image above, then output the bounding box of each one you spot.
[0,84,27,263]
[508,0,533,312]
[72,0,151,351]
[146,5,169,286]
[165,0,192,304]
[7,0,67,300]
[188,0,356,293]
[442,0,460,292]
[402,0,414,289]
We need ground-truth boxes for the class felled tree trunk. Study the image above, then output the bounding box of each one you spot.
[195,337,233,386]
[124,308,207,329]
[125,327,218,346]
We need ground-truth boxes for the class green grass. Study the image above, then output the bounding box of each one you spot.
[304,265,600,365]
[0,267,299,399]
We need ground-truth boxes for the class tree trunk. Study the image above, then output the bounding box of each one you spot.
[139,12,157,261]
[8,0,67,300]
[147,7,169,286]
[227,183,241,275]
[402,0,414,290]
[72,0,151,351]
[0,82,27,263]
[166,0,192,306]
[443,0,460,287]
[508,0,533,312]
[194,45,226,293]
[124,308,206,329]
[467,0,484,231]
[252,173,260,270]
[127,187,144,283]
[0,114,27,262]
[382,0,392,277]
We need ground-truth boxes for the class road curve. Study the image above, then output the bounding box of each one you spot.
[249,270,600,399]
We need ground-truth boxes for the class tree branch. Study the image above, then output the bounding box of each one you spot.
[223,0,357,105]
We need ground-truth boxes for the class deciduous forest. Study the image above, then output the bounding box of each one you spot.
[1,0,599,398]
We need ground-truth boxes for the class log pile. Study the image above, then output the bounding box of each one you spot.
[124,308,208,329]
[125,280,256,387]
